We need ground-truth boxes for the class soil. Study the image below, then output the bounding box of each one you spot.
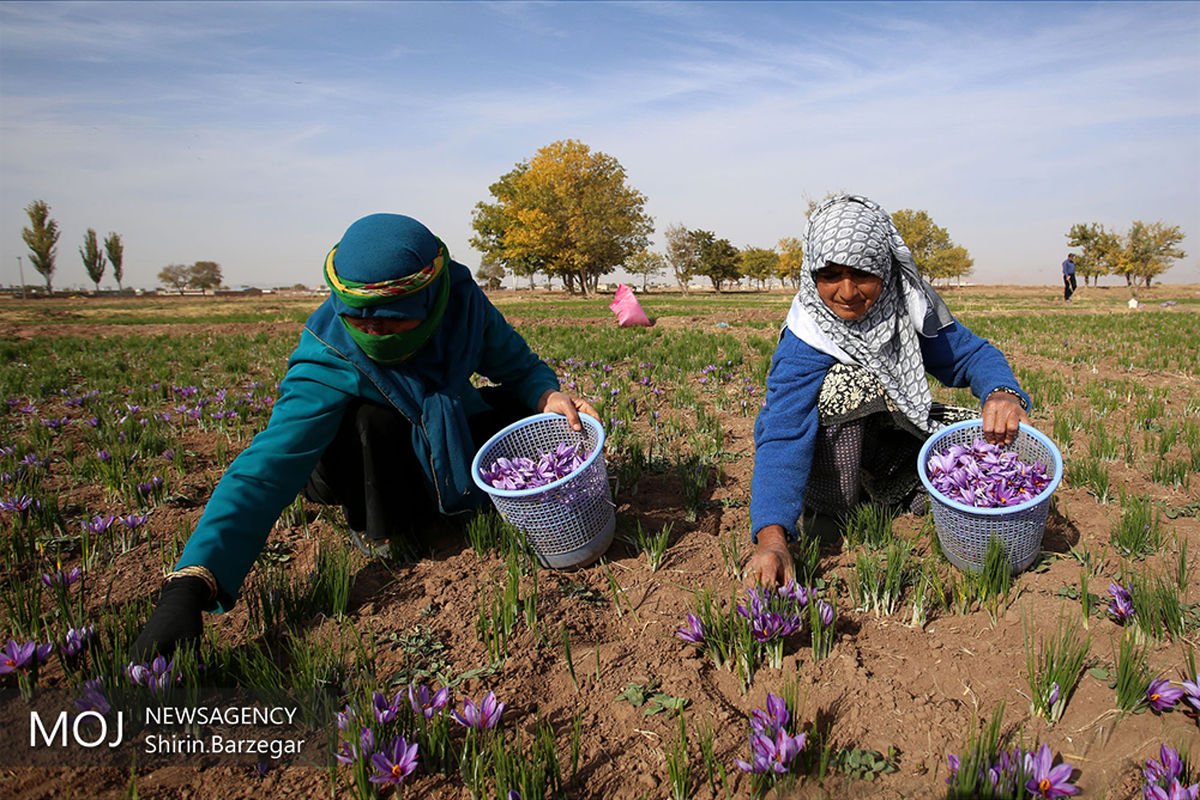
[2,289,1198,800]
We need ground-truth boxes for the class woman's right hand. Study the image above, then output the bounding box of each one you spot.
[746,525,795,587]
[129,576,208,662]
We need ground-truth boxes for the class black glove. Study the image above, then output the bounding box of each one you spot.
[129,576,209,662]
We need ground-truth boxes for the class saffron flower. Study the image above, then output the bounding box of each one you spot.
[675,613,705,644]
[41,566,82,588]
[750,693,789,736]
[336,727,376,765]
[372,690,402,724]
[1144,744,1184,786]
[1145,678,1184,712]
[84,515,115,535]
[734,728,807,774]
[926,438,1051,509]
[479,443,590,491]
[451,690,504,730]
[74,678,111,716]
[1023,743,1079,798]
[408,683,450,719]
[119,513,149,530]
[1180,673,1199,714]
[1145,781,1200,800]
[1,639,52,675]
[62,625,95,658]
[817,599,835,628]
[126,655,175,693]
[369,735,419,787]
[1106,582,1135,623]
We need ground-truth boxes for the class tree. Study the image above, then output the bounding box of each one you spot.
[1065,223,1120,286]
[739,246,779,290]
[158,264,190,294]
[471,139,653,295]
[1122,221,1186,288]
[79,228,107,292]
[188,261,222,293]
[104,233,125,291]
[624,249,667,292]
[21,200,60,294]
[1066,221,1186,288]
[776,237,804,289]
[475,256,506,290]
[664,223,697,292]
[891,209,973,282]
[691,230,741,292]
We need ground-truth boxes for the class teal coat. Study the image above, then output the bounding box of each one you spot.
[175,289,558,611]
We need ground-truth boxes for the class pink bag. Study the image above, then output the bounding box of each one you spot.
[609,284,651,327]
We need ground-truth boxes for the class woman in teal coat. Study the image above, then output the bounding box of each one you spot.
[132,214,595,658]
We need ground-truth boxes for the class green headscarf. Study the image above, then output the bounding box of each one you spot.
[338,270,450,364]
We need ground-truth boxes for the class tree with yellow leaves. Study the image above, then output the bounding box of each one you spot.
[471,140,653,295]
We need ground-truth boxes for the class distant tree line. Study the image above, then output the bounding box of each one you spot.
[1066,221,1186,288]
[20,200,126,295]
[19,198,226,295]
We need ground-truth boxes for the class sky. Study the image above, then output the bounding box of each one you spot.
[1,1,1197,291]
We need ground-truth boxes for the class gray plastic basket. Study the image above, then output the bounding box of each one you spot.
[471,412,615,569]
[918,420,1063,574]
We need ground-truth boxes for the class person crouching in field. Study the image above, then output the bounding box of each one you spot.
[747,195,1031,587]
[132,214,596,659]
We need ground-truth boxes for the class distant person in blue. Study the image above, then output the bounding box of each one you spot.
[747,195,1031,587]
[1062,253,1077,301]
[131,214,596,659]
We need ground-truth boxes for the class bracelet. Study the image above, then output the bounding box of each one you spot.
[989,386,1029,411]
[164,565,218,600]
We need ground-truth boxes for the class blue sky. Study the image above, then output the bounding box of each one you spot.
[1,1,1197,290]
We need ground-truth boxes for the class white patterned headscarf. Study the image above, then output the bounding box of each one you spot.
[784,195,954,433]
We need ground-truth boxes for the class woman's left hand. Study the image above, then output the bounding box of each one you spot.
[981,392,1030,446]
[538,390,599,432]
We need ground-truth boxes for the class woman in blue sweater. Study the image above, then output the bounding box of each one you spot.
[132,214,595,658]
[748,196,1030,586]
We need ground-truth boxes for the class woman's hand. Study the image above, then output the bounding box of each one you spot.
[746,525,795,587]
[981,391,1030,446]
[537,389,599,432]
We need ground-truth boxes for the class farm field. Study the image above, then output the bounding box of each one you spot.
[0,283,1198,799]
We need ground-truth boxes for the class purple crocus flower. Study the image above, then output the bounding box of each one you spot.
[372,690,402,724]
[1145,781,1200,800]
[335,704,355,731]
[84,515,115,535]
[1146,678,1184,712]
[1023,743,1079,798]
[451,691,504,730]
[119,513,149,530]
[1106,582,1135,623]
[408,683,450,720]
[126,655,174,693]
[1,640,37,675]
[676,613,705,644]
[369,735,419,787]
[777,580,810,607]
[750,693,789,736]
[74,678,111,716]
[1181,674,1200,714]
[735,728,806,774]
[336,727,377,765]
[1145,744,1184,786]
[62,625,95,658]
[818,599,835,628]
[1047,682,1060,709]
[41,566,82,588]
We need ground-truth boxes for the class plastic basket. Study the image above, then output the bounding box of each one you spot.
[917,420,1063,574]
[471,412,615,569]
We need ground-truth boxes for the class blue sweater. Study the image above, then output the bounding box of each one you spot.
[175,294,559,611]
[750,321,1029,541]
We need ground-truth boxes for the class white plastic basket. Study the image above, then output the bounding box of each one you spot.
[471,412,615,569]
[918,420,1063,574]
